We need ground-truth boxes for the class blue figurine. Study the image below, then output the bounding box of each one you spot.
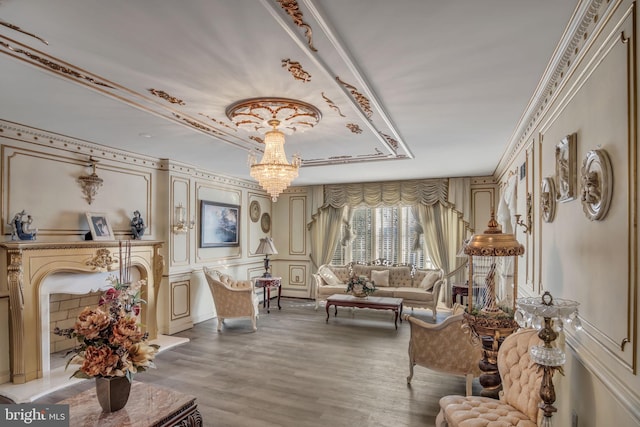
[131,210,146,240]
[8,210,38,240]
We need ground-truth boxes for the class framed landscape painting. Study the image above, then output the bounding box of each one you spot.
[199,200,240,248]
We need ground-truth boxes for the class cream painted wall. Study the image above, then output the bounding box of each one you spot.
[0,122,271,384]
[495,0,640,425]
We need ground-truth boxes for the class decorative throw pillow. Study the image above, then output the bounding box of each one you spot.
[318,266,342,286]
[420,271,440,291]
[371,269,390,287]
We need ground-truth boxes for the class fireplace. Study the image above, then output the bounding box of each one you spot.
[0,241,163,384]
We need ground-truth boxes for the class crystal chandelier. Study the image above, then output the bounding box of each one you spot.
[248,120,301,202]
[226,97,321,202]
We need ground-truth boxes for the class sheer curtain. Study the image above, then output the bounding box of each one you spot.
[307,186,345,269]
[309,178,471,309]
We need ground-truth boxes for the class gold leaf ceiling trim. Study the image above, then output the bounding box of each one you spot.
[0,21,48,45]
[148,88,185,105]
[226,97,321,135]
[282,58,311,82]
[380,132,398,151]
[198,113,237,132]
[276,0,317,52]
[321,92,345,117]
[346,123,362,134]
[336,76,373,118]
[0,38,114,89]
[172,113,224,137]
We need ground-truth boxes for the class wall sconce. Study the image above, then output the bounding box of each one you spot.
[77,157,103,205]
[515,192,532,234]
[172,203,195,234]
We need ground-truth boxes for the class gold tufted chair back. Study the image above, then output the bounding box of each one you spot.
[498,328,544,422]
[436,328,543,427]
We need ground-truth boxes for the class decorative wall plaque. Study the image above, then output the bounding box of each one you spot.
[541,177,556,223]
[580,149,613,221]
[250,200,261,223]
[555,133,577,202]
[261,212,271,233]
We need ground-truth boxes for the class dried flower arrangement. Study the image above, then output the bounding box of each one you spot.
[54,242,159,381]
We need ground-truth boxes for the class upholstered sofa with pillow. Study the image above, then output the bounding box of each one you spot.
[312,262,445,318]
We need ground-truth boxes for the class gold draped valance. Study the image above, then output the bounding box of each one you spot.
[322,178,449,208]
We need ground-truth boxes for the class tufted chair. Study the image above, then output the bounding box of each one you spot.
[203,267,258,332]
[405,304,482,396]
[436,328,543,427]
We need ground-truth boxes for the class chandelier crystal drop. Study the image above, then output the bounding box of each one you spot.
[248,120,301,202]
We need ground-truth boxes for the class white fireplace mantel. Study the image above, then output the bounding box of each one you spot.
[0,240,163,384]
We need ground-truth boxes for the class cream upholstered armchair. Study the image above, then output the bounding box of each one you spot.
[203,267,258,332]
[405,304,482,396]
[436,328,543,427]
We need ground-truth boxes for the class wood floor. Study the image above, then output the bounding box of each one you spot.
[35,298,479,426]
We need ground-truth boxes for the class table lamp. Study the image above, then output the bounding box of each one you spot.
[255,237,278,277]
[516,291,581,426]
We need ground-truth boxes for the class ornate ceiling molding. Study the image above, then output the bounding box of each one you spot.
[225,97,321,135]
[336,76,373,118]
[346,123,362,134]
[498,0,609,175]
[276,0,317,52]
[322,92,345,117]
[0,21,48,45]
[148,88,185,105]
[0,37,114,89]
[282,58,311,82]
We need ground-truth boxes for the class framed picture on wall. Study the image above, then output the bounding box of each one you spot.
[85,212,115,240]
[555,133,577,202]
[199,200,240,248]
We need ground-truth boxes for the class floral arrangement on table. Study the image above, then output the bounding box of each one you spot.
[54,245,159,382]
[345,275,376,297]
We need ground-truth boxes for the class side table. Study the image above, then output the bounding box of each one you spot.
[254,276,282,313]
[451,283,468,306]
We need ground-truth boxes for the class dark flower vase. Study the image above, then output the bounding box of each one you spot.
[95,376,131,412]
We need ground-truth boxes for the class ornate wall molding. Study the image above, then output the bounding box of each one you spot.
[497,0,610,176]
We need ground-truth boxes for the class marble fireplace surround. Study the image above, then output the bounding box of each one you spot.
[0,241,164,385]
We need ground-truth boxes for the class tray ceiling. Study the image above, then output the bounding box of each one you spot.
[0,0,579,185]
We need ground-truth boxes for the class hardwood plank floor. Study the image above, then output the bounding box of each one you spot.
[35,298,479,426]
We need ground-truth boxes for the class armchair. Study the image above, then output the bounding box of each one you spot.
[203,267,258,332]
[436,328,543,427]
[405,304,482,396]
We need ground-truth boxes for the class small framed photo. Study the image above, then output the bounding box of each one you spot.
[86,212,115,240]
[200,201,240,248]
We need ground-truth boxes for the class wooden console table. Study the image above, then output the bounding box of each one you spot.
[59,381,202,426]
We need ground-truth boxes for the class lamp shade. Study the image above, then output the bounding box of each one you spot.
[255,237,278,255]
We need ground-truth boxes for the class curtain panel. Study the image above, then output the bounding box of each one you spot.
[322,179,448,208]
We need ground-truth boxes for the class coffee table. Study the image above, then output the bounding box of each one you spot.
[325,294,403,329]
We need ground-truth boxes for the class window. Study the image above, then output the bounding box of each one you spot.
[332,206,434,268]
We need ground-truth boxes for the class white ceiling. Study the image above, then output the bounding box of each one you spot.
[0,0,579,186]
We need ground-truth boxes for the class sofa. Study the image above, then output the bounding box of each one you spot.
[312,262,445,318]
